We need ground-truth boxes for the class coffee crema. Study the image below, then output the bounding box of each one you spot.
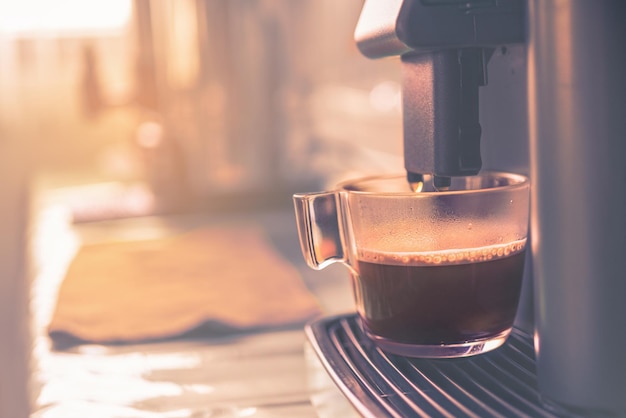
[353,240,527,347]
[357,239,526,266]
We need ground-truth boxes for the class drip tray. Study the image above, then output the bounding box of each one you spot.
[305,313,574,417]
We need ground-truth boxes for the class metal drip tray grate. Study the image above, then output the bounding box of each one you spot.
[306,313,574,417]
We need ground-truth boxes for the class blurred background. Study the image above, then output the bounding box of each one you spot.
[0,0,403,217]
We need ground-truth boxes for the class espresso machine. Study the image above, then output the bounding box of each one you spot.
[305,0,626,416]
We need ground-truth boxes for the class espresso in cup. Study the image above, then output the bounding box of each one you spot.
[354,240,526,349]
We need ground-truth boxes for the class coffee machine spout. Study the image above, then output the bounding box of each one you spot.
[355,0,524,184]
[400,47,487,188]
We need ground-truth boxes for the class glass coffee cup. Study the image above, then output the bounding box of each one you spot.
[293,172,529,358]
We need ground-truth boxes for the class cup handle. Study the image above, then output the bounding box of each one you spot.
[293,191,346,270]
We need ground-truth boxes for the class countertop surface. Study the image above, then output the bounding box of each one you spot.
[29,193,356,418]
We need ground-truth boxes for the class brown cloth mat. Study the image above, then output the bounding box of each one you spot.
[48,225,321,344]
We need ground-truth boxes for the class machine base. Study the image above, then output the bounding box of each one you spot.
[305,313,575,417]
